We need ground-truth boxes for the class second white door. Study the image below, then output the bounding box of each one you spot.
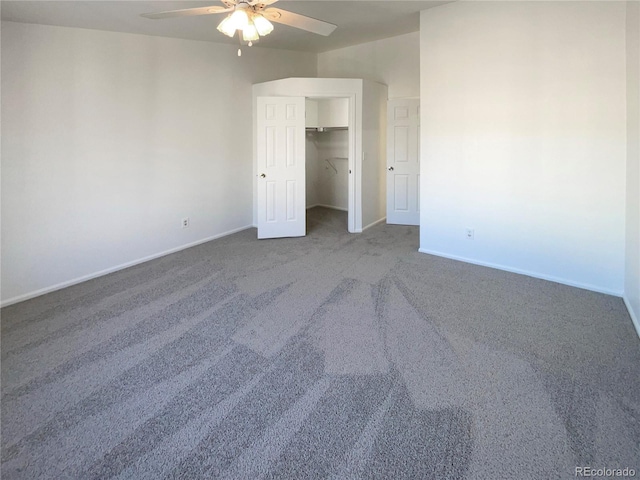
[386,98,420,226]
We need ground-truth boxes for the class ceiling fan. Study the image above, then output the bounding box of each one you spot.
[142,0,337,53]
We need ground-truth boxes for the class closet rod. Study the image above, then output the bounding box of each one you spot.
[327,157,348,161]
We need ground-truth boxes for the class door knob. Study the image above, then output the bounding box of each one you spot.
[260,173,266,178]
[388,166,394,171]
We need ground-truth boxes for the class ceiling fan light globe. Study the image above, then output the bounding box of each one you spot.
[253,15,274,36]
[228,9,249,30]
[242,23,260,42]
[217,16,236,37]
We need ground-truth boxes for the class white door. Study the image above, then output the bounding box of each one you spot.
[257,96,306,239]
[386,98,420,225]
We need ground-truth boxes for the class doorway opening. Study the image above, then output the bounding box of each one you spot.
[304,97,350,234]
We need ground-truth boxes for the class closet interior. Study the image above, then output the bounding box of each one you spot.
[305,97,349,226]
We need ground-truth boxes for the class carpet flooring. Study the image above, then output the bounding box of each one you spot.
[2,207,639,479]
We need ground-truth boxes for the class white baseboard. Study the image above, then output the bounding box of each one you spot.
[1,225,254,308]
[623,296,640,339]
[363,217,387,232]
[417,248,624,297]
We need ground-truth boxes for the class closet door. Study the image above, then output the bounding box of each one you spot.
[386,98,420,226]
[257,96,306,239]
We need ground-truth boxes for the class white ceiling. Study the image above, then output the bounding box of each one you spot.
[1,0,450,52]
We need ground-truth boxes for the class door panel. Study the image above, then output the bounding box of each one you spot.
[394,126,409,162]
[394,174,409,211]
[257,97,306,239]
[387,99,420,225]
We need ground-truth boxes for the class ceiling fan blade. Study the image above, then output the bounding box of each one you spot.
[263,8,337,36]
[249,0,278,7]
[141,5,232,20]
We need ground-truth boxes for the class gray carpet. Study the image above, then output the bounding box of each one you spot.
[2,206,639,479]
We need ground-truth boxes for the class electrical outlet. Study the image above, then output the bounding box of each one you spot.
[466,228,474,240]
[182,217,190,228]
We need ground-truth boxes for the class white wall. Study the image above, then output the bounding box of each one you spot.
[317,32,419,99]
[316,130,349,210]
[1,21,316,304]
[419,2,627,295]
[626,1,640,330]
